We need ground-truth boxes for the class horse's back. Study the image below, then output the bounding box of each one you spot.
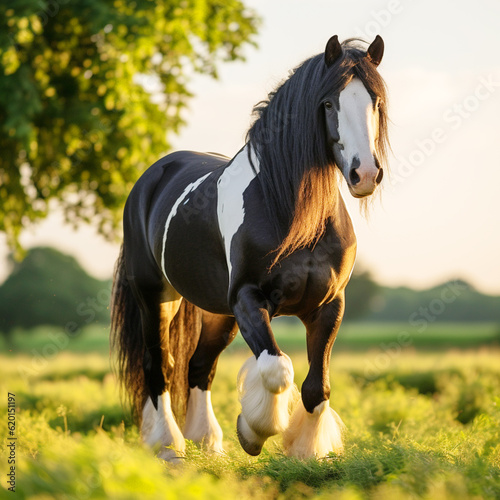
[125,150,228,237]
[127,151,228,210]
[123,150,232,311]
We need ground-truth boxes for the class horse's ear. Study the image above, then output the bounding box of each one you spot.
[325,35,342,67]
[367,35,384,66]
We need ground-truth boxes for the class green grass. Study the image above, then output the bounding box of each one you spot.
[2,320,499,357]
[1,324,112,354]
[336,322,500,349]
[1,342,499,498]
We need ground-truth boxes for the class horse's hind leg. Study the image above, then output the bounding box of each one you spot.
[133,282,185,460]
[183,312,238,453]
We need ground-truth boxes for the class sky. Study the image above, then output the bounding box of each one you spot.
[1,0,500,294]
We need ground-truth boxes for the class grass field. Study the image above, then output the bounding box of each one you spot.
[1,324,500,499]
[2,320,499,354]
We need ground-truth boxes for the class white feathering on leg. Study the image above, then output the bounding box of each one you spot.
[257,350,294,393]
[283,400,345,459]
[183,387,224,454]
[141,393,185,461]
[237,355,296,442]
[141,397,157,444]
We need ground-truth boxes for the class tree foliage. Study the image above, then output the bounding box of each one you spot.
[344,268,380,321]
[0,1,259,251]
[0,246,111,335]
[363,280,500,323]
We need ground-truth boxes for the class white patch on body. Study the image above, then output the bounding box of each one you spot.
[161,171,212,281]
[183,387,224,453]
[237,353,297,451]
[216,145,259,280]
[141,393,185,461]
[337,77,378,178]
[283,399,344,459]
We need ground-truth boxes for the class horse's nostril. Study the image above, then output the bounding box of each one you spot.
[375,168,384,184]
[349,168,360,186]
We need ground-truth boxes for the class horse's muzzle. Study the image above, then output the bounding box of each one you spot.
[348,165,383,198]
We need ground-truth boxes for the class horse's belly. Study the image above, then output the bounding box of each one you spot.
[164,240,231,315]
[160,174,231,315]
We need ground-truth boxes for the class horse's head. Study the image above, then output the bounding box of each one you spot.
[323,35,386,198]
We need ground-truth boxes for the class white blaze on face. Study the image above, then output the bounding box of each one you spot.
[336,77,379,193]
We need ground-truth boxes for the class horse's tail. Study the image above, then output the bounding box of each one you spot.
[111,244,202,426]
[110,244,145,420]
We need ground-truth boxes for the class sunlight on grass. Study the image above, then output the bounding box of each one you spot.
[1,349,499,498]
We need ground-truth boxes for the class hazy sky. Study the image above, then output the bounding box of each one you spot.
[2,0,500,294]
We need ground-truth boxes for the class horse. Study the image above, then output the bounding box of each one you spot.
[111,35,389,460]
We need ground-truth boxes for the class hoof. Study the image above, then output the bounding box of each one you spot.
[236,414,264,456]
[157,447,185,464]
[283,401,344,459]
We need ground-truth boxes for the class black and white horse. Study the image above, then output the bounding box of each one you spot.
[111,35,389,460]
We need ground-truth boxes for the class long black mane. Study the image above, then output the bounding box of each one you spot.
[247,39,389,264]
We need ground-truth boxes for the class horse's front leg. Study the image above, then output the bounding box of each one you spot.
[232,286,296,456]
[283,296,345,459]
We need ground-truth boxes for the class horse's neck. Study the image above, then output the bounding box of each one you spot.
[232,143,259,173]
[225,143,343,244]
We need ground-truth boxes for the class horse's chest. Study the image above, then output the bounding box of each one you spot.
[264,233,357,316]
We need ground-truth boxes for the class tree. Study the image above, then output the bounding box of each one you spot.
[344,267,380,321]
[0,246,111,337]
[0,1,259,252]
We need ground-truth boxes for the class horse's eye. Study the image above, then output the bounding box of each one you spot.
[324,101,333,110]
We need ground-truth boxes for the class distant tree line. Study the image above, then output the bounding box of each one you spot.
[0,247,498,340]
[0,247,111,340]
[360,280,500,324]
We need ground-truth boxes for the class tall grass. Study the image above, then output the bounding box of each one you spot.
[1,346,499,499]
